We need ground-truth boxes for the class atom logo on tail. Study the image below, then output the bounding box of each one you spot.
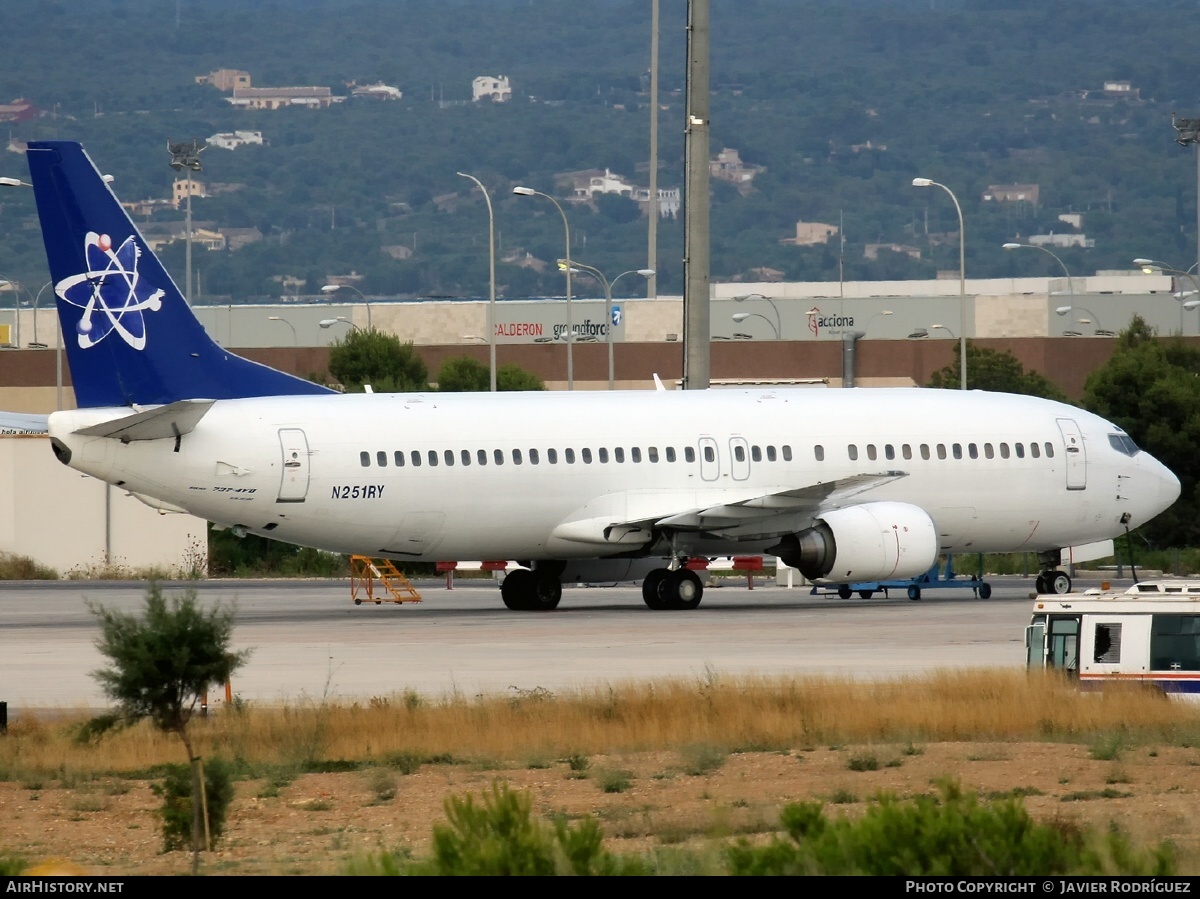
[55,232,164,350]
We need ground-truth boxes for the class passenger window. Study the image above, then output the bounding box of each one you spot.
[814,445,825,462]
[648,447,659,463]
[494,449,504,465]
[685,447,696,463]
[734,445,746,462]
[428,450,438,467]
[751,445,762,462]
[513,449,523,465]
[461,449,471,466]
[703,445,715,463]
[902,444,912,461]
[632,447,642,463]
[848,444,859,461]
[395,451,405,467]
[767,446,777,462]
[937,444,947,460]
[968,443,978,460]
[885,444,895,461]
[782,445,793,461]
[444,449,454,466]
[614,447,625,463]
[582,448,592,464]
[530,448,539,464]
[377,451,387,467]
[984,443,994,459]
[953,443,963,460]
[565,448,575,464]
[1031,442,1041,459]
[920,444,930,460]
[477,449,487,465]
[547,448,558,464]
[867,444,877,461]
[411,450,421,467]
[1000,443,1010,459]
[599,448,609,463]
[360,451,370,467]
[1044,442,1054,458]
[667,447,678,462]
[1015,443,1025,459]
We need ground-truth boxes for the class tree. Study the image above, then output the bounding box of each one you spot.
[435,356,546,392]
[927,341,1066,401]
[1083,316,1200,546]
[327,329,428,393]
[83,585,250,873]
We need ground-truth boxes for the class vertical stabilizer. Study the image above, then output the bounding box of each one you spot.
[25,140,334,407]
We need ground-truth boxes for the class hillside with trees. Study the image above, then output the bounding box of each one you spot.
[2,0,1199,302]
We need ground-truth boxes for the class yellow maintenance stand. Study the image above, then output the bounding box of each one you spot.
[349,555,422,605]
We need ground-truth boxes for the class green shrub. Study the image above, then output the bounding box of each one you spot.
[401,781,642,875]
[725,780,1174,876]
[151,759,235,852]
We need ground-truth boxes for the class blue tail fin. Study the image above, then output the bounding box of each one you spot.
[25,140,334,408]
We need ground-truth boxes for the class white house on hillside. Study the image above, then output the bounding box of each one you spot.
[207,130,264,150]
[473,76,512,102]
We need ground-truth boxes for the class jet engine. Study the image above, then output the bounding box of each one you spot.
[767,501,938,582]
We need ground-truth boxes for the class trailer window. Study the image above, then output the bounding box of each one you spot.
[1151,615,1200,671]
[1093,623,1122,664]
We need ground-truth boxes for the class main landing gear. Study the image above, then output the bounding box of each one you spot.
[641,567,704,610]
[1035,549,1071,595]
[1035,570,1072,595]
[500,563,563,611]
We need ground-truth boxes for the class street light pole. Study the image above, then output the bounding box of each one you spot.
[914,178,967,390]
[733,293,782,338]
[566,261,653,390]
[0,278,27,347]
[168,140,205,306]
[457,172,497,392]
[514,186,573,390]
[1002,242,1073,295]
[321,283,372,332]
[268,315,297,346]
[1133,258,1200,333]
[319,316,362,334]
[730,311,780,338]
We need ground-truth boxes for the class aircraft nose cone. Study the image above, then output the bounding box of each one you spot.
[1161,466,1182,512]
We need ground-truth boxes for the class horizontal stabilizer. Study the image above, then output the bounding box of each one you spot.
[74,399,215,442]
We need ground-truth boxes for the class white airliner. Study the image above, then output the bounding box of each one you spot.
[24,141,1181,611]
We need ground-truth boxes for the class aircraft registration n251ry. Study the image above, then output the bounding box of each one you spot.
[25,140,1181,610]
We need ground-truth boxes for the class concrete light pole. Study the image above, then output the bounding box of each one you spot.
[168,139,205,307]
[566,261,653,389]
[457,172,497,391]
[513,186,573,389]
[914,177,966,389]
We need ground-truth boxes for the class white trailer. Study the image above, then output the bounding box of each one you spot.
[1026,581,1200,696]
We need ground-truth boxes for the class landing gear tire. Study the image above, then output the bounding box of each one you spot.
[662,569,703,610]
[642,568,670,609]
[1049,570,1071,594]
[530,571,562,610]
[907,585,921,601]
[501,569,533,610]
[837,585,852,600]
[1034,574,1048,594]
[858,589,874,599]
[979,583,992,600]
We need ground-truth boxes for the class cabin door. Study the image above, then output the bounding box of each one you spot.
[1056,418,1086,490]
[698,437,720,481]
[729,437,751,481]
[277,428,311,503]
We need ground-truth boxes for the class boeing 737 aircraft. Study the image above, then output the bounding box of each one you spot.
[23,141,1182,610]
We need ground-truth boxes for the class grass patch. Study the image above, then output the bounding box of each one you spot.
[594,768,634,794]
[679,743,727,776]
[1090,733,1129,761]
[5,671,1200,781]
[1060,789,1134,802]
[846,754,879,772]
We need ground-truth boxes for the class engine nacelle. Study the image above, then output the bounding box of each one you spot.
[768,501,938,583]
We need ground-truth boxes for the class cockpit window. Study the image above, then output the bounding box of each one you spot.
[1108,434,1140,457]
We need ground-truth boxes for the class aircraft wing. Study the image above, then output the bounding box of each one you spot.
[551,471,907,546]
